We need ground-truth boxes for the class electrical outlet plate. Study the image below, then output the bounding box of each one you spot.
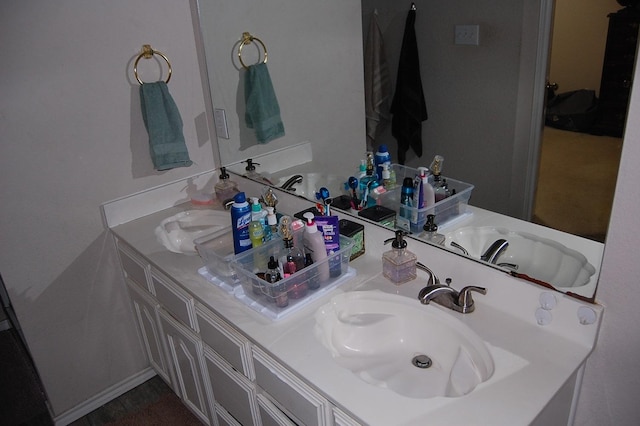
[455,25,480,46]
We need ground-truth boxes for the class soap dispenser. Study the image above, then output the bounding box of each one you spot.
[214,167,239,202]
[243,159,269,182]
[382,230,417,285]
[419,214,445,245]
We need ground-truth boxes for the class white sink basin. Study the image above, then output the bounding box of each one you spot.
[274,173,346,200]
[314,291,494,398]
[155,210,230,255]
[446,226,596,288]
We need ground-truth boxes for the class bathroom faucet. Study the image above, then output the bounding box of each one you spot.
[480,239,509,264]
[280,175,304,191]
[418,283,487,314]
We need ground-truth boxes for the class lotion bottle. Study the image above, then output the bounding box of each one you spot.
[302,212,330,283]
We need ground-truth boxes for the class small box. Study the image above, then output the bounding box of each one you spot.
[358,205,396,228]
[339,219,365,261]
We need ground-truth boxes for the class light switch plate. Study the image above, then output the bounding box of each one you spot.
[213,108,230,139]
[455,25,480,46]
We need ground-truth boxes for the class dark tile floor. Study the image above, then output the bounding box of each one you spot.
[69,375,176,426]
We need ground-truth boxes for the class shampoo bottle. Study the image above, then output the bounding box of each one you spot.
[374,144,391,181]
[230,192,252,254]
[302,212,330,283]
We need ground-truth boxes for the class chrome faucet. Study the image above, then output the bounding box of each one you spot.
[280,175,304,191]
[418,283,487,314]
[480,239,509,264]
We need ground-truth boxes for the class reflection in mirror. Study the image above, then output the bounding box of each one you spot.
[194,0,623,302]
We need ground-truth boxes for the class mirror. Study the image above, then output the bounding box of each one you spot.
[194,0,614,301]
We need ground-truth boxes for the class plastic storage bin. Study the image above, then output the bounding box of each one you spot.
[194,227,237,283]
[378,164,474,233]
[231,234,355,320]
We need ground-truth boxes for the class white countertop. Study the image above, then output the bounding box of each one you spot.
[107,176,602,425]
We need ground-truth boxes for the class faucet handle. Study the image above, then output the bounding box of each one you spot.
[456,286,487,313]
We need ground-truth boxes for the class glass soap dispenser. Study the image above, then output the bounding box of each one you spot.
[214,167,239,202]
[419,214,446,245]
[382,230,417,285]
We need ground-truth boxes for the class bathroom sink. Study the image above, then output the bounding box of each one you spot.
[314,291,494,398]
[445,226,596,288]
[274,172,346,200]
[155,210,230,255]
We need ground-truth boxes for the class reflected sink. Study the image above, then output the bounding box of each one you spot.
[274,173,346,200]
[446,226,596,288]
[155,210,230,255]
[314,291,494,398]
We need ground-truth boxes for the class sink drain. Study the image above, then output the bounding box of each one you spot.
[411,354,432,369]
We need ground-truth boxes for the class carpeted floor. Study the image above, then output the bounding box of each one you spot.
[532,126,623,242]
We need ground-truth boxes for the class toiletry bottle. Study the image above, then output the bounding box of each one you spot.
[429,155,448,202]
[398,177,414,232]
[381,163,395,189]
[357,159,367,179]
[278,216,306,272]
[265,206,278,241]
[359,156,376,209]
[374,144,391,181]
[214,167,239,202]
[304,253,320,290]
[243,159,269,182]
[251,197,269,241]
[230,192,252,254]
[265,256,287,307]
[419,214,446,245]
[285,254,308,299]
[411,167,435,231]
[302,212,330,283]
[382,230,417,285]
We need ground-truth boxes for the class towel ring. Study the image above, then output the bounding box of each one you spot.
[134,44,172,85]
[238,32,268,70]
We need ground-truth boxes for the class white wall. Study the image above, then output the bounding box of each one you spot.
[0,0,216,417]
[574,46,640,425]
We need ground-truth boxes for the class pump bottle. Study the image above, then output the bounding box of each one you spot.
[382,230,417,285]
[302,212,330,283]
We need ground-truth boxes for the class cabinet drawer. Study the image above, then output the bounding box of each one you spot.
[257,394,297,426]
[215,405,242,426]
[117,242,151,292]
[333,406,363,426]
[151,268,196,330]
[253,346,330,426]
[203,347,259,426]
[196,303,253,379]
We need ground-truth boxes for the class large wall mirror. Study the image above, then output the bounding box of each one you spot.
[194,0,630,302]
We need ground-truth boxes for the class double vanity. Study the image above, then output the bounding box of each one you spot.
[103,171,603,426]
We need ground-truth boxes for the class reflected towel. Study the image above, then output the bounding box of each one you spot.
[140,82,193,171]
[244,63,285,143]
[390,8,427,165]
[364,11,392,151]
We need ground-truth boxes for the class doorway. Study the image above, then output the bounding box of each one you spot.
[531,0,627,242]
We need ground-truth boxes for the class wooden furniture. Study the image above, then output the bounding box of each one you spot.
[594,7,640,137]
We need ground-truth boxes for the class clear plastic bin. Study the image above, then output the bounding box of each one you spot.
[194,227,237,282]
[231,235,354,319]
[379,164,474,233]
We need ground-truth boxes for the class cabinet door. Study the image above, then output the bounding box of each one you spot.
[202,346,260,426]
[253,346,330,426]
[152,268,196,330]
[257,394,297,426]
[158,308,210,425]
[126,282,173,387]
[196,303,253,379]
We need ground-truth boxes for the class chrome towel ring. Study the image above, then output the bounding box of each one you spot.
[134,44,172,85]
[238,32,268,70]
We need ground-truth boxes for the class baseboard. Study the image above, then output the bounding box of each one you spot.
[53,367,157,426]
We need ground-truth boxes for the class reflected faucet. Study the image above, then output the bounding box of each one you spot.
[280,174,304,191]
[480,239,509,264]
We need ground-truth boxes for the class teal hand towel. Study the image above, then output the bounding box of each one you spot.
[140,81,193,171]
[244,63,285,143]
